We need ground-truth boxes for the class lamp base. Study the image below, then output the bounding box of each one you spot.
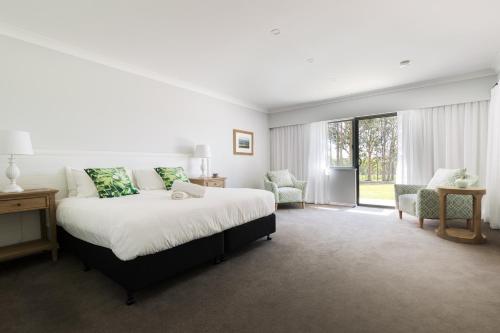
[4,155,24,192]
[2,183,24,193]
[199,158,208,178]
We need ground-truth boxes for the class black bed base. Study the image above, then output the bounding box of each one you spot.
[224,213,276,252]
[59,213,275,305]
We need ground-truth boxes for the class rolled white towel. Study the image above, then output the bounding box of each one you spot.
[172,180,206,198]
[171,190,189,200]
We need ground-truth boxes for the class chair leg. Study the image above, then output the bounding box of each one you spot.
[418,218,424,229]
[398,210,402,219]
[467,219,473,231]
[82,261,91,272]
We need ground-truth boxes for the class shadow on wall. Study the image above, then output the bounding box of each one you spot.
[174,137,195,155]
[174,137,198,176]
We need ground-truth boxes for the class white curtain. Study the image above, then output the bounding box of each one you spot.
[305,121,332,204]
[270,121,333,204]
[485,86,500,229]
[396,100,489,185]
[270,124,309,180]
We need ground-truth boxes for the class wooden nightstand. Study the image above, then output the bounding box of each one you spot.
[0,189,59,262]
[189,177,226,188]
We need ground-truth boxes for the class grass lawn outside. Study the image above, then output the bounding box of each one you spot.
[359,182,395,206]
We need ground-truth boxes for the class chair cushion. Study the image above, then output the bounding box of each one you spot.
[399,194,417,216]
[278,187,302,203]
[267,169,294,187]
[426,168,466,189]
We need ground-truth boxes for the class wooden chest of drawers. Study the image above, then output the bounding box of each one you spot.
[189,177,226,188]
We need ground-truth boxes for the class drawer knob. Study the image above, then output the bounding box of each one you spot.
[17,203,22,207]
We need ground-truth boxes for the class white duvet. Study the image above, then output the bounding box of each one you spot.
[57,187,275,261]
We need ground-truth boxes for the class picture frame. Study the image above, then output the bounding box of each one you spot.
[233,129,254,155]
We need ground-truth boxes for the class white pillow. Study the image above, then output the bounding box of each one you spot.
[427,168,466,189]
[64,168,99,198]
[133,169,166,190]
[73,169,99,197]
[65,167,78,197]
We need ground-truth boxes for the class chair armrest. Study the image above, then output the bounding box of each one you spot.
[264,179,279,202]
[417,188,473,219]
[394,184,426,209]
[293,180,307,200]
[416,189,439,218]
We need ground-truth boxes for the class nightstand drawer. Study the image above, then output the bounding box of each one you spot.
[189,177,226,188]
[0,197,48,213]
[207,180,224,187]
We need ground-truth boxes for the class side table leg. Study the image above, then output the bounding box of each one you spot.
[49,193,59,262]
[466,219,472,231]
[437,193,447,237]
[472,194,486,244]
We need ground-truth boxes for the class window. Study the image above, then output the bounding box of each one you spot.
[328,120,353,168]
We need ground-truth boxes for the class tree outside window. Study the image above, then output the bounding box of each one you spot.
[328,120,353,168]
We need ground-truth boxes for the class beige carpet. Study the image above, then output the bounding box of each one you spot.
[1,205,500,333]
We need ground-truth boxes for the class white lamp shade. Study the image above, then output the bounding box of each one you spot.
[194,144,211,158]
[0,130,34,155]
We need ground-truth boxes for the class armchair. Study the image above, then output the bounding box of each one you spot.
[394,170,477,228]
[264,170,307,209]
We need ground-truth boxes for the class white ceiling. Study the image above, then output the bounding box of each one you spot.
[0,0,499,112]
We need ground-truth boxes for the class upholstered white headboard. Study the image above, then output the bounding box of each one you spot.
[0,149,194,199]
[0,149,196,246]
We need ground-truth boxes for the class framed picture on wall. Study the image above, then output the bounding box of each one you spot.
[233,129,254,155]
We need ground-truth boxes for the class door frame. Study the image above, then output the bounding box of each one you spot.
[354,113,397,208]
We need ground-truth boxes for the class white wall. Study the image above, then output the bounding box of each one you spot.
[0,35,269,188]
[0,35,269,246]
[269,75,497,127]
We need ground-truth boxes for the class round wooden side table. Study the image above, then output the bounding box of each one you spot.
[436,186,486,244]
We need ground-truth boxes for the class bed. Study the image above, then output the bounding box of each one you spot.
[57,187,276,304]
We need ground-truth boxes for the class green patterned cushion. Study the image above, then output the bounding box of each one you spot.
[154,167,189,190]
[84,167,139,198]
[267,169,294,187]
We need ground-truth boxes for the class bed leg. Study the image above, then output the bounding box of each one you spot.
[126,291,136,306]
[266,234,272,241]
[82,261,91,272]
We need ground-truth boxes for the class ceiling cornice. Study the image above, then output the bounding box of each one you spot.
[0,21,267,113]
[269,69,497,113]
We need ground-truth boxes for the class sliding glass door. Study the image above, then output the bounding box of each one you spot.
[355,114,397,207]
[327,113,398,207]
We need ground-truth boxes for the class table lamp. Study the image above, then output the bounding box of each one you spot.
[194,144,211,178]
[0,130,34,192]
